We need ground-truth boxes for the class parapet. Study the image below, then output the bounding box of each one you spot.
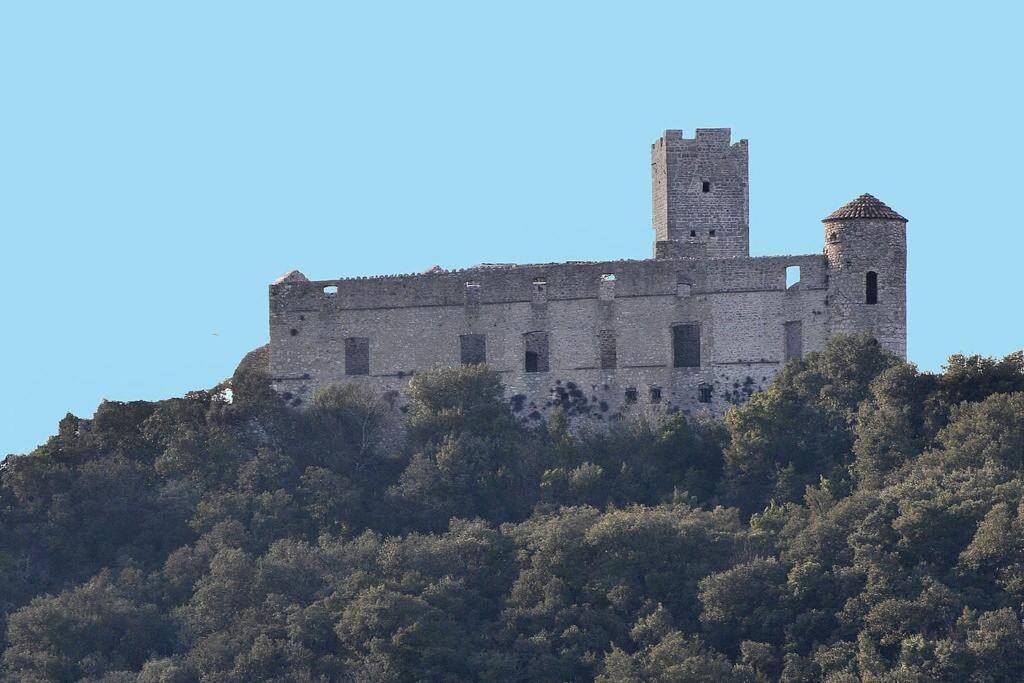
[652,128,744,150]
[269,254,827,315]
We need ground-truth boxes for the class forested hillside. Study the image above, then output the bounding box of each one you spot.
[2,336,1024,682]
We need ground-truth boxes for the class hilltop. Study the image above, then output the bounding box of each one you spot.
[1,336,1024,681]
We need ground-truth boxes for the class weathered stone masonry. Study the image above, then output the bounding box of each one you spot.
[269,128,907,420]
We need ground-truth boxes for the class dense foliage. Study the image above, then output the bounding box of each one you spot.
[2,336,1023,681]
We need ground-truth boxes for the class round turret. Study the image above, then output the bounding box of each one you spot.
[823,194,907,358]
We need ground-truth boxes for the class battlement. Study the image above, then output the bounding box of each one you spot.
[653,128,745,150]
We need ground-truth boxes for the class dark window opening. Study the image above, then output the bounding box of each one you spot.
[598,330,617,369]
[690,230,697,237]
[785,320,803,360]
[524,331,549,373]
[698,384,713,403]
[625,388,638,404]
[866,271,878,304]
[649,387,662,403]
[460,334,486,365]
[672,323,701,368]
[828,232,838,243]
[709,229,716,237]
[702,181,711,193]
[289,328,299,336]
[344,337,370,376]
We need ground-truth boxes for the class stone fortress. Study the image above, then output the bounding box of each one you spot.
[268,127,907,420]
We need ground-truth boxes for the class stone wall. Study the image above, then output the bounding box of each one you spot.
[269,253,829,420]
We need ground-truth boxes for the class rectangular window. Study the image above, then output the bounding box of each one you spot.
[672,323,701,368]
[784,321,803,360]
[649,387,662,403]
[460,334,486,365]
[524,331,549,373]
[698,384,713,403]
[624,388,638,404]
[344,337,370,376]
[786,265,801,289]
[598,329,617,369]
[866,271,878,304]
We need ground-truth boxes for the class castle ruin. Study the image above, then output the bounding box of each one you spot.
[267,128,907,419]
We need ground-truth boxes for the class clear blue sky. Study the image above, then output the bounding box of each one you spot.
[2,2,1021,455]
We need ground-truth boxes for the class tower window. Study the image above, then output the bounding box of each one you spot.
[460,334,486,365]
[344,337,370,376]
[624,388,638,404]
[524,331,549,373]
[866,271,878,305]
[323,285,338,295]
[649,387,662,403]
[690,230,697,237]
[702,181,711,193]
[698,384,713,403]
[672,323,701,368]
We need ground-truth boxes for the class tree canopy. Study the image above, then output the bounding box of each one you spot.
[2,337,1023,681]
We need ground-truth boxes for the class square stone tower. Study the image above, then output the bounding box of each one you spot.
[651,128,749,259]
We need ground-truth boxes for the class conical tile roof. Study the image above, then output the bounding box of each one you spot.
[823,193,906,222]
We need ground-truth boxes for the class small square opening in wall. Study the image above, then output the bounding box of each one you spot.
[533,276,547,290]
[323,285,338,295]
[698,384,713,403]
[649,387,662,403]
[690,230,697,237]
[624,388,638,404]
[709,230,716,237]
[702,181,711,193]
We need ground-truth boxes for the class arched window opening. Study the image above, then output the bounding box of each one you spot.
[865,271,878,304]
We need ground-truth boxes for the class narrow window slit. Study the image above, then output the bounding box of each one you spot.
[866,271,878,304]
